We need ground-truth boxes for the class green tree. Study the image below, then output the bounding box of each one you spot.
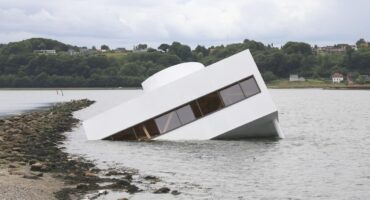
[101,44,110,51]
[262,71,278,83]
[120,63,146,76]
[169,42,192,61]
[282,42,312,55]
[135,44,148,50]
[158,43,170,52]
[194,45,209,57]
[356,38,367,49]
[37,42,46,50]
[34,72,50,87]
[356,75,366,84]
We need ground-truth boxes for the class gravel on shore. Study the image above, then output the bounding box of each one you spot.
[0,99,157,200]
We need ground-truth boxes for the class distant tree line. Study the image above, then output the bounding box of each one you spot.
[0,38,370,87]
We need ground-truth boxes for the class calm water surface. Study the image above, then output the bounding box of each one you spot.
[1,89,370,199]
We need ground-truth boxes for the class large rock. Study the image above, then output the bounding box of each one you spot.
[127,184,140,194]
[22,126,34,134]
[144,175,159,183]
[8,164,17,168]
[30,163,47,172]
[105,170,126,176]
[116,179,131,187]
[171,190,181,195]
[12,147,21,152]
[76,184,89,190]
[154,187,170,194]
[23,172,43,179]
[84,171,98,177]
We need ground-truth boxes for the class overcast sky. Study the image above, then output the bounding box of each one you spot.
[0,0,369,49]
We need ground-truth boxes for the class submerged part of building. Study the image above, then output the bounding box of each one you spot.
[83,50,284,141]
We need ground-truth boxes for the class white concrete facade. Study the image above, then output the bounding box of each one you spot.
[83,50,284,140]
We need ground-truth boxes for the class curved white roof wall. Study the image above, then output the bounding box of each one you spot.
[142,62,204,91]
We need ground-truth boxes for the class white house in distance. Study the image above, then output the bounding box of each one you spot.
[332,73,344,83]
[289,74,305,82]
[33,49,56,54]
[83,50,284,141]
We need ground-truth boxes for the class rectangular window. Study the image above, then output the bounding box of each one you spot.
[219,84,245,106]
[133,125,149,140]
[197,92,224,116]
[189,101,203,118]
[109,128,137,141]
[142,120,160,137]
[155,111,182,133]
[176,105,196,124]
[239,77,260,98]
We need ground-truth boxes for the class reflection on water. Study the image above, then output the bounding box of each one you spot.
[1,89,370,199]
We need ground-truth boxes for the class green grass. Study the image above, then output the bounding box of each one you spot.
[268,79,336,88]
[267,79,370,89]
[104,52,128,64]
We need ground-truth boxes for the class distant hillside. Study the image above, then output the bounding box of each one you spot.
[0,37,369,87]
[0,38,78,55]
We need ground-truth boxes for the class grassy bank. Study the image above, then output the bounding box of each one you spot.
[267,79,370,89]
[267,79,333,89]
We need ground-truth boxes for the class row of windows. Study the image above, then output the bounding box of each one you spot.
[105,76,261,141]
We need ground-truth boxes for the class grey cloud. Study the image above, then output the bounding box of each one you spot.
[0,0,369,48]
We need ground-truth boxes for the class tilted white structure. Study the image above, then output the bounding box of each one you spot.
[83,50,284,141]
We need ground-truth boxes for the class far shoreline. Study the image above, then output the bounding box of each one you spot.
[1,80,370,91]
[0,87,142,90]
[267,85,370,90]
[267,79,370,90]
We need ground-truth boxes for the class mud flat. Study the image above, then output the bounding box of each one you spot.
[0,99,175,200]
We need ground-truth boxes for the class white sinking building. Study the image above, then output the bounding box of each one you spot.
[83,50,284,141]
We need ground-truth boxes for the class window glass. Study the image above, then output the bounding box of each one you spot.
[155,111,182,133]
[189,101,203,118]
[133,125,149,140]
[240,77,260,98]
[197,92,224,116]
[109,128,137,141]
[176,105,196,124]
[219,84,245,106]
[142,120,160,137]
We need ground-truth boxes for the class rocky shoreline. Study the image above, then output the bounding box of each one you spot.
[0,99,176,199]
